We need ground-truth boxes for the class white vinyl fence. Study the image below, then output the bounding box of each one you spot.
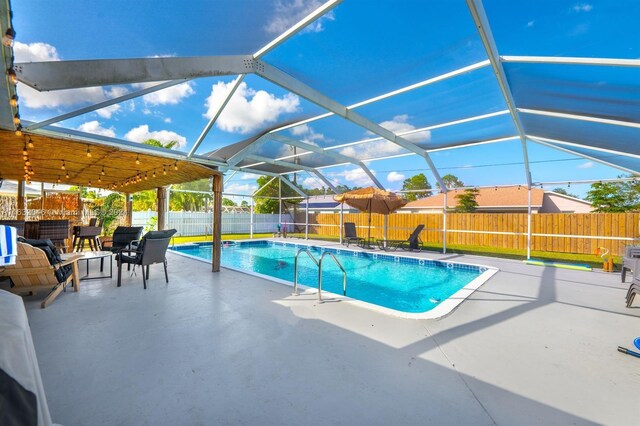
[132,211,294,236]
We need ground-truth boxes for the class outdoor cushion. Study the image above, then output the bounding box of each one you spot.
[17,238,72,283]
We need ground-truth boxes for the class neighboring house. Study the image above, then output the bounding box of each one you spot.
[298,195,358,213]
[402,186,592,213]
[0,180,42,197]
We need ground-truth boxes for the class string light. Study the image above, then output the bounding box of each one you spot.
[98,176,102,183]
[101,166,105,175]
[152,170,156,178]
[9,95,18,107]
[13,113,19,125]
[144,172,148,180]
[6,68,17,85]
[61,160,66,170]
[22,143,27,156]
[27,136,34,149]
[86,146,92,157]
[88,179,92,187]
[135,154,140,165]
[15,124,22,136]
[65,171,69,179]
[173,161,178,171]
[57,176,61,183]
[2,27,16,47]
[163,167,167,175]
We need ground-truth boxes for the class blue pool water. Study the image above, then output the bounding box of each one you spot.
[170,241,488,314]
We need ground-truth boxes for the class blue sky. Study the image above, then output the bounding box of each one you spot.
[12,0,640,197]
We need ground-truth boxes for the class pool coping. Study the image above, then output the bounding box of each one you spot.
[169,239,499,320]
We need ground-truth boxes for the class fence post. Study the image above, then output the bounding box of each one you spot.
[339,202,344,244]
[443,191,447,254]
[250,197,254,239]
[527,188,532,259]
[305,197,309,240]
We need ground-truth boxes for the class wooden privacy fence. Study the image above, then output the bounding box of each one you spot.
[295,212,640,257]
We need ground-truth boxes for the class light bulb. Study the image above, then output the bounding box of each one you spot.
[101,166,105,175]
[7,68,17,85]
[163,167,167,175]
[174,162,178,170]
[27,137,34,149]
[13,113,19,125]
[61,161,66,170]
[2,28,15,47]
[86,146,92,157]
[15,125,22,136]
[65,172,69,179]
[135,154,140,165]
[9,95,18,107]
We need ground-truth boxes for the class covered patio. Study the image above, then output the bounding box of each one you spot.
[20,246,639,425]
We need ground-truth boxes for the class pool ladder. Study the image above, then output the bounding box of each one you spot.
[293,249,347,302]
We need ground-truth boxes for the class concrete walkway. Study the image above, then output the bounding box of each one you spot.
[15,245,640,425]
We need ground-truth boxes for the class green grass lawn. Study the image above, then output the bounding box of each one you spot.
[175,233,619,270]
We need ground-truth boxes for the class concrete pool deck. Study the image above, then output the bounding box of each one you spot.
[13,239,640,425]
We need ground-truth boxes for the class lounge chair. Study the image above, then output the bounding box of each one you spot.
[621,245,640,282]
[116,229,177,289]
[343,222,365,247]
[377,224,425,252]
[0,240,80,308]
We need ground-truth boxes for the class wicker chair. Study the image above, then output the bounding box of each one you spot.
[38,220,70,253]
[0,242,81,308]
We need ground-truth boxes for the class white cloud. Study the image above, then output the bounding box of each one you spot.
[14,42,129,111]
[387,171,405,183]
[342,115,430,160]
[378,114,431,143]
[240,172,262,180]
[132,81,195,106]
[290,124,325,144]
[578,161,595,169]
[527,20,535,27]
[225,182,257,194]
[340,140,406,160]
[573,3,593,12]
[163,117,172,123]
[302,176,325,190]
[330,168,376,187]
[265,0,335,35]
[205,81,300,134]
[76,120,116,138]
[124,124,187,148]
[96,104,120,119]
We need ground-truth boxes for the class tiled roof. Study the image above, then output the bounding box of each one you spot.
[404,186,545,209]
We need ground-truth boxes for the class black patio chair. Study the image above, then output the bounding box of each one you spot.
[116,229,177,289]
[38,220,70,253]
[0,220,25,236]
[626,275,640,307]
[343,222,365,247]
[101,226,143,254]
[377,224,425,252]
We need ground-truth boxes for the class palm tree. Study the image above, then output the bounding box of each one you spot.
[143,138,178,149]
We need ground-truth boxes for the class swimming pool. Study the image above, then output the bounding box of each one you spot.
[170,240,498,319]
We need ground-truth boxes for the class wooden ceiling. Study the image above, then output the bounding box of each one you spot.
[0,130,220,192]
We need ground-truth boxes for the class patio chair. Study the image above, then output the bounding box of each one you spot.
[38,220,70,253]
[116,229,177,289]
[0,240,80,308]
[377,224,425,252]
[101,226,144,254]
[343,222,365,247]
[626,275,640,307]
[621,245,640,282]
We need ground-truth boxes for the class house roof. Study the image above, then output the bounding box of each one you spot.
[404,186,545,209]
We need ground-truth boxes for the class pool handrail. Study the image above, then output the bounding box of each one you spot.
[293,248,319,296]
[318,251,347,302]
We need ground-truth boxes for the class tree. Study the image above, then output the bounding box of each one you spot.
[455,188,479,212]
[169,178,213,211]
[254,176,301,213]
[94,192,124,235]
[585,181,637,212]
[143,138,178,150]
[552,187,578,199]
[436,174,464,190]
[240,200,249,207]
[222,198,236,206]
[402,173,431,201]
[132,190,156,211]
